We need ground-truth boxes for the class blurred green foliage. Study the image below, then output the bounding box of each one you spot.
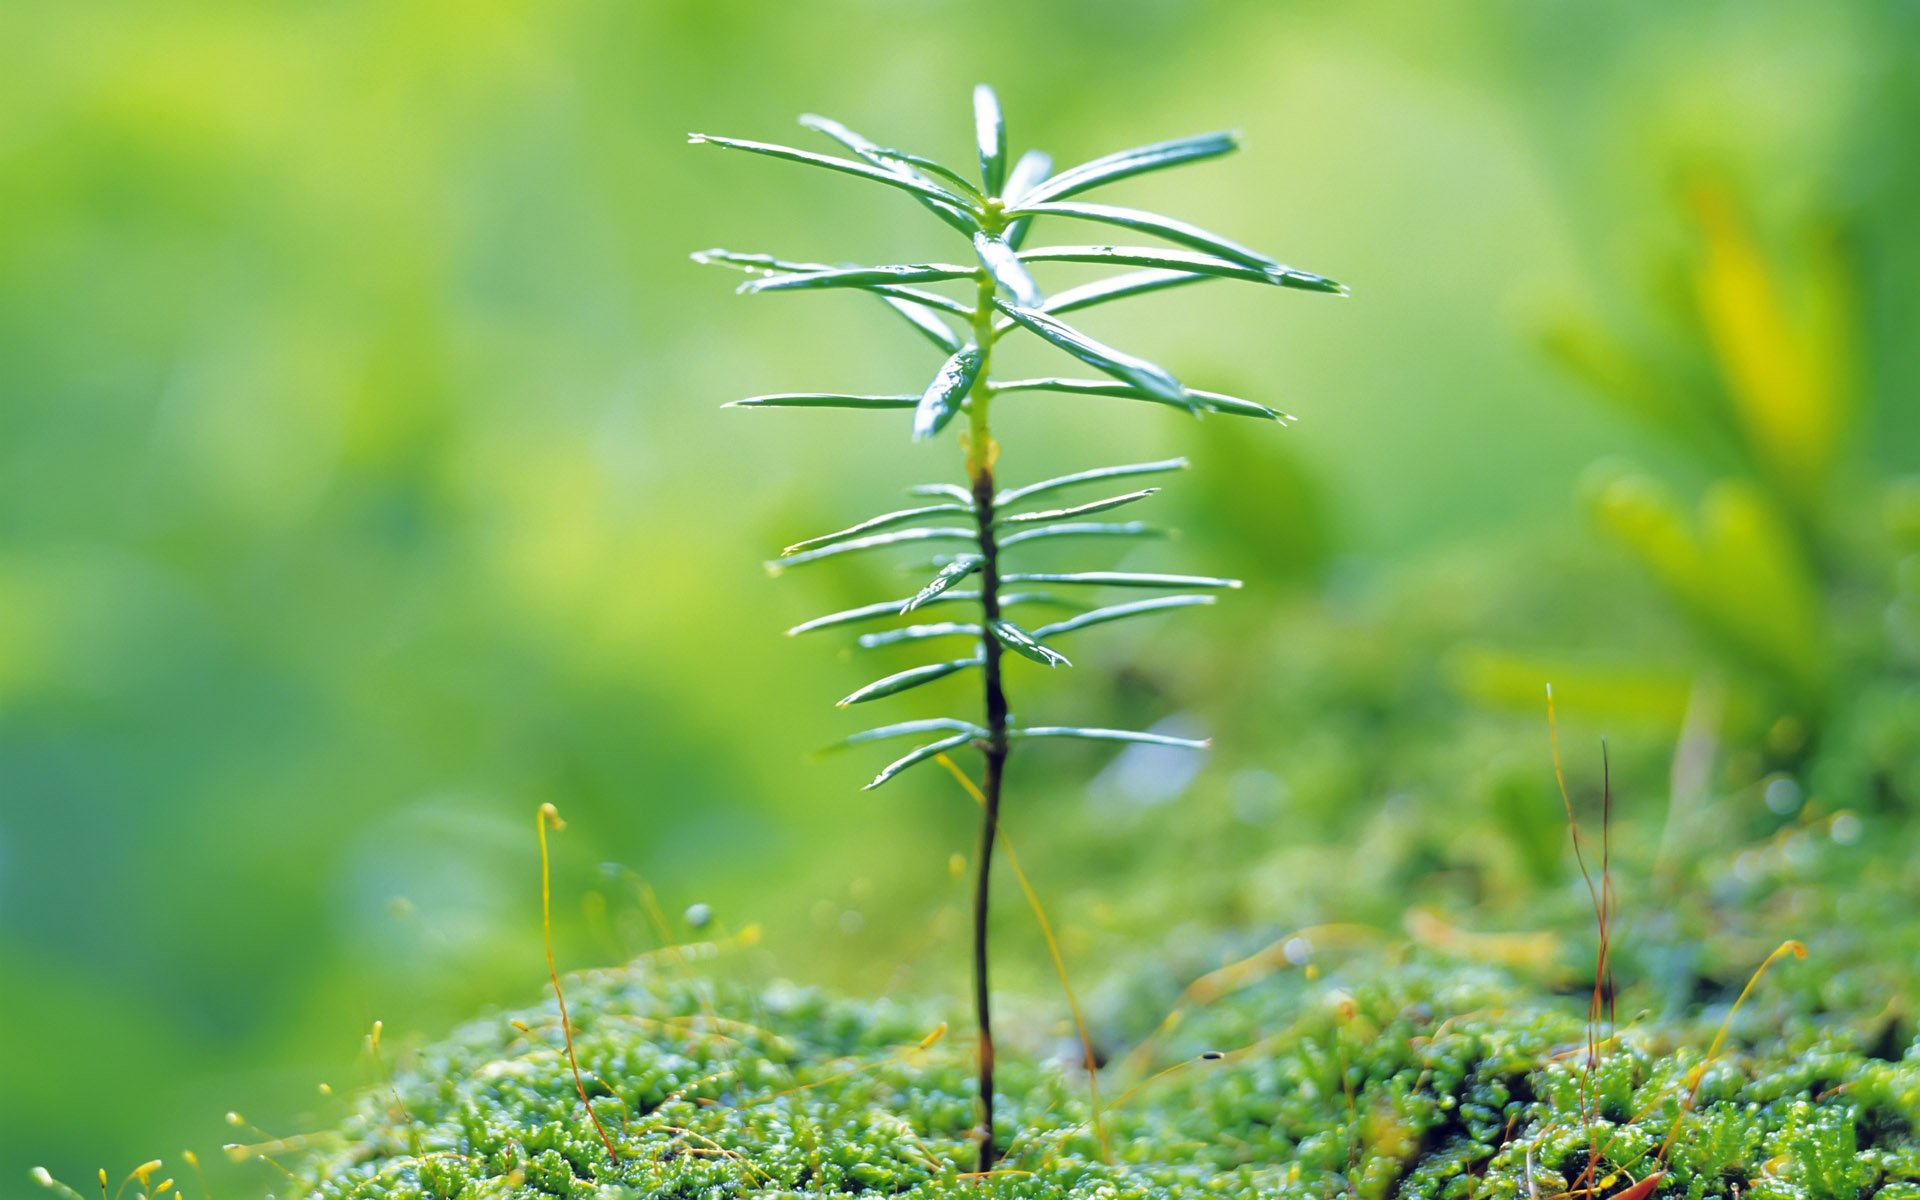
[2,0,1916,1194]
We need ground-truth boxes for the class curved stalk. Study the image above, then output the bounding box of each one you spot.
[964,260,1010,1172]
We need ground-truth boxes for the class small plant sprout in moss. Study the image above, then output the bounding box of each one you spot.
[537,802,620,1163]
[692,84,1343,1169]
[1541,689,1810,1200]
[30,1160,173,1200]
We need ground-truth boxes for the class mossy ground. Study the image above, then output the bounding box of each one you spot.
[280,940,1920,1200]
[38,533,1914,1200]
[271,541,1920,1200]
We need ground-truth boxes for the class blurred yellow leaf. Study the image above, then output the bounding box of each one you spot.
[1586,467,1826,697]
[1449,647,1695,726]
[1689,181,1853,504]
[1540,315,1708,453]
[1404,908,1560,974]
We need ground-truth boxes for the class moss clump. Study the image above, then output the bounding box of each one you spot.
[286,954,1920,1200]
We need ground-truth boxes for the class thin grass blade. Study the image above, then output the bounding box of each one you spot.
[1001,571,1241,589]
[1023,245,1341,294]
[771,527,978,572]
[865,731,980,789]
[993,301,1189,406]
[838,658,982,707]
[784,503,974,555]
[901,554,985,613]
[1002,149,1054,248]
[998,487,1159,526]
[989,619,1070,667]
[858,621,985,649]
[973,84,1007,195]
[789,590,1073,637]
[1003,148,1053,204]
[697,249,977,313]
[1005,200,1276,269]
[993,377,1290,422]
[866,287,976,315]
[1022,131,1239,204]
[883,296,964,353]
[1041,269,1214,316]
[997,591,1086,613]
[916,345,986,440]
[831,718,986,749]
[1034,595,1216,638]
[1012,726,1212,750]
[988,268,1212,335]
[974,232,1045,308]
[692,247,829,273]
[690,132,980,215]
[727,392,919,411]
[797,114,979,235]
[873,148,986,203]
[1017,244,1283,287]
[789,591,985,635]
[743,263,980,295]
[996,458,1189,505]
[998,521,1161,548]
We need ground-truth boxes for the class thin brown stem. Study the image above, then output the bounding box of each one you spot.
[969,436,1010,1172]
[965,264,1009,1173]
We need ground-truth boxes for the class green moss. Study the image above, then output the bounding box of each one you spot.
[285,955,1920,1200]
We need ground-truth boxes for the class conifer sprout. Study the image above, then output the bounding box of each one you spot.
[692,84,1343,1170]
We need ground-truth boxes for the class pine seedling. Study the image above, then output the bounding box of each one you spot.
[692,84,1343,1170]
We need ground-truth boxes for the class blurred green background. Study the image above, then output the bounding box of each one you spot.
[3,0,1916,1192]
